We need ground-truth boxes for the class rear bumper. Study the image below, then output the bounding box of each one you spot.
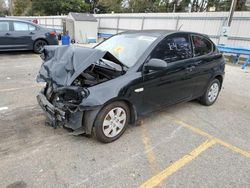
[37,91,65,127]
[46,37,59,45]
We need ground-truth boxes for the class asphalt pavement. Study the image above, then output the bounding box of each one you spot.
[0,50,249,188]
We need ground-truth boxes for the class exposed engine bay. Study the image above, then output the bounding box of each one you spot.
[72,59,124,87]
[43,58,124,115]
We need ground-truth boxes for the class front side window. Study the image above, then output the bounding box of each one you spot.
[0,21,10,32]
[192,35,213,56]
[14,22,36,31]
[150,34,192,64]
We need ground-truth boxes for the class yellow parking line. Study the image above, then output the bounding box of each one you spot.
[173,118,250,158]
[139,139,216,188]
[141,123,159,174]
[174,119,213,139]
[215,139,250,158]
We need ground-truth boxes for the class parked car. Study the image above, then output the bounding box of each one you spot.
[0,18,58,53]
[36,30,225,143]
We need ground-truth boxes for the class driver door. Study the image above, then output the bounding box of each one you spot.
[141,33,195,113]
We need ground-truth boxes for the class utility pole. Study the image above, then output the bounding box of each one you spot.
[227,0,237,26]
[219,0,237,45]
[8,0,12,15]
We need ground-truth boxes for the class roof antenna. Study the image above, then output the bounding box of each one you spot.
[178,24,183,31]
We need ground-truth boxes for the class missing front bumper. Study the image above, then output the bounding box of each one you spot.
[37,92,66,128]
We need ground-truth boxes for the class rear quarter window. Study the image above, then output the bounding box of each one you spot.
[191,35,213,57]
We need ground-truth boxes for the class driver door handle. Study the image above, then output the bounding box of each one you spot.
[5,32,11,36]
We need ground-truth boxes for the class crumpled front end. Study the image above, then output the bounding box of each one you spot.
[37,82,89,130]
[36,45,124,134]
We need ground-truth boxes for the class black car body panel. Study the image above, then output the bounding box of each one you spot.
[0,18,58,51]
[36,30,225,135]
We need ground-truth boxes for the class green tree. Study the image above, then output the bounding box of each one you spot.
[60,0,90,14]
[128,0,158,13]
[97,0,123,13]
[31,0,90,15]
[0,0,6,16]
[13,0,31,16]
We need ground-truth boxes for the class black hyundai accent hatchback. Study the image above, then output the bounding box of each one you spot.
[37,30,225,143]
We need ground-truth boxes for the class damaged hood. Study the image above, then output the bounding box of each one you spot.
[37,45,122,86]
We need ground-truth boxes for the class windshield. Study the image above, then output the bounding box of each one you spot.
[95,34,157,67]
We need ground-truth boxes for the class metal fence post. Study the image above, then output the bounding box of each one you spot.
[98,18,101,28]
[116,17,120,34]
[98,17,101,34]
[175,16,180,30]
[141,16,145,30]
[217,17,228,45]
[52,18,54,29]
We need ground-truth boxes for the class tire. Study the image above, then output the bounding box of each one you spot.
[200,79,221,106]
[33,39,48,54]
[94,101,129,143]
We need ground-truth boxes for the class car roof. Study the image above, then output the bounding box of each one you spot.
[0,17,34,24]
[121,29,209,39]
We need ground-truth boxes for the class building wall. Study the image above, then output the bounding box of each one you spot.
[74,21,98,43]
[95,12,250,47]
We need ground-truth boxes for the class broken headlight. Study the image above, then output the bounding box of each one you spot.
[55,86,89,107]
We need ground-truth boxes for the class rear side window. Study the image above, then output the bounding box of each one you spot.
[13,22,36,31]
[0,21,10,32]
[151,34,192,64]
[29,24,36,31]
[192,35,213,56]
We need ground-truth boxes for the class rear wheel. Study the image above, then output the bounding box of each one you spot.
[94,102,129,143]
[200,79,220,106]
[33,39,47,54]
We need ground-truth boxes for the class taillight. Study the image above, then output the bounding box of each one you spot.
[49,31,57,37]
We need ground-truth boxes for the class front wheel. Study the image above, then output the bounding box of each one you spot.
[33,40,47,54]
[94,102,129,143]
[200,79,221,106]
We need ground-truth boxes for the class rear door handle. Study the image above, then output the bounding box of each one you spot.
[5,33,10,36]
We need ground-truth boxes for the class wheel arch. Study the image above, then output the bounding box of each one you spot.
[214,74,223,90]
[33,38,48,45]
[101,98,137,125]
[91,97,137,126]
[200,74,224,99]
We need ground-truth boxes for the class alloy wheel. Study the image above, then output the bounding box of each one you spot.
[102,107,127,138]
[207,82,219,103]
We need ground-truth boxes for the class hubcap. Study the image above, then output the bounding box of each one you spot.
[102,107,126,138]
[208,83,219,103]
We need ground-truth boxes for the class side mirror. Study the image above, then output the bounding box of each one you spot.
[144,58,167,71]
